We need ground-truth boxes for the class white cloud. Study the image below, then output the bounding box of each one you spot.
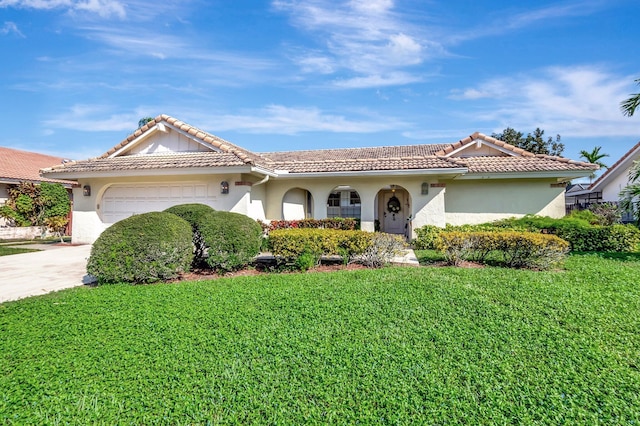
[1,21,24,37]
[43,104,150,132]
[273,0,437,87]
[205,105,408,135]
[447,1,607,44]
[42,104,409,136]
[451,66,639,138]
[0,0,126,18]
[332,72,422,89]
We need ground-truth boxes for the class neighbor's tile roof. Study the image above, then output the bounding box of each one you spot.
[41,115,597,177]
[0,146,74,185]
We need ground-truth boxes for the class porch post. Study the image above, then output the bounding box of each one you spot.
[358,188,377,232]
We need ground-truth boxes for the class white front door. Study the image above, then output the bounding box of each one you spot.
[382,190,406,235]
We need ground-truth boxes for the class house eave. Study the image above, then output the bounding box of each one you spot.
[41,166,258,180]
[271,167,469,179]
[454,170,593,181]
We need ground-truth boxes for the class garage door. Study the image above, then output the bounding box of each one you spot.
[102,183,210,223]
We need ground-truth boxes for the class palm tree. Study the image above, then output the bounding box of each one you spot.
[621,78,640,117]
[579,146,609,181]
[620,161,640,224]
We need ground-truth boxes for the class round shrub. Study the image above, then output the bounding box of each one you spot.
[199,211,263,272]
[87,212,194,284]
[164,204,215,267]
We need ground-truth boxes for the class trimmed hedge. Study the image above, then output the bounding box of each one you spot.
[269,229,372,261]
[492,215,640,252]
[199,211,263,272]
[267,218,359,231]
[436,231,570,270]
[87,212,193,284]
[164,204,215,267]
[414,215,640,253]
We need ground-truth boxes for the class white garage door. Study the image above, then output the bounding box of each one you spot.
[102,183,210,223]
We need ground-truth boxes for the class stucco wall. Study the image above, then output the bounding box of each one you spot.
[71,173,253,244]
[443,179,566,225]
[601,168,631,202]
[264,175,447,236]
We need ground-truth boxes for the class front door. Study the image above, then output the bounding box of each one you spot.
[382,190,406,235]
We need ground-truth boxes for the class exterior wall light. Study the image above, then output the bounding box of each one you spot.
[83,185,91,196]
[220,181,229,194]
[421,182,429,195]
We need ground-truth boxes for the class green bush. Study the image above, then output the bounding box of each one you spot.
[199,211,263,272]
[269,229,372,263]
[164,204,216,267]
[87,212,193,284]
[482,215,639,252]
[267,218,359,231]
[436,231,569,270]
[413,225,441,250]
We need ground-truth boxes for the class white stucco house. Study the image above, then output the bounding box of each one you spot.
[566,140,640,222]
[41,115,597,244]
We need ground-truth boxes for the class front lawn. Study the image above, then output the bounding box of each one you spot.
[0,246,39,256]
[1,254,639,423]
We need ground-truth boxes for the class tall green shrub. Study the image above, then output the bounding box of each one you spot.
[164,204,215,267]
[199,211,263,272]
[87,212,193,284]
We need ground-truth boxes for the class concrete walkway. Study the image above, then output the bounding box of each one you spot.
[391,248,420,266]
[0,244,93,303]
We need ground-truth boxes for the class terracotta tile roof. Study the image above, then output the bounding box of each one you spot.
[101,114,266,165]
[40,116,597,177]
[589,140,640,190]
[0,146,74,186]
[261,144,451,163]
[434,132,536,157]
[265,157,459,173]
[448,156,599,174]
[42,152,247,173]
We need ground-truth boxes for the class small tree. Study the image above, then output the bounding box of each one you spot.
[0,182,70,238]
[621,78,640,117]
[492,127,564,156]
[138,117,154,128]
[579,146,609,181]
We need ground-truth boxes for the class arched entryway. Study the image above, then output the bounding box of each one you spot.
[326,186,361,220]
[376,185,411,237]
[282,188,313,220]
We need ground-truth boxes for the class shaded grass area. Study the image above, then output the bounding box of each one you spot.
[0,246,40,256]
[1,254,639,423]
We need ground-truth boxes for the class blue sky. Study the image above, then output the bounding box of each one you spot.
[1,0,639,177]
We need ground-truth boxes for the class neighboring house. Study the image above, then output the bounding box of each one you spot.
[0,147,75,227]
[41,115,596,244]
[566,140,640,222]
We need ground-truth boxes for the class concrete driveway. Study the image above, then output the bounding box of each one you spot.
[0,244,93,303]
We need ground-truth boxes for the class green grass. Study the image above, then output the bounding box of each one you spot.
[1,254,639,424]
[0,246,40,256]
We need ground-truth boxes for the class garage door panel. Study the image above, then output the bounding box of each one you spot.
[102,184,211,223]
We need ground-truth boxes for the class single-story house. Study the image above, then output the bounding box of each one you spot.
[1,146,75,227]
[566,140,640,222]
[41,115,597,244]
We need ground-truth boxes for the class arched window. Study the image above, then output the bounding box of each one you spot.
[327,187,361,219]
